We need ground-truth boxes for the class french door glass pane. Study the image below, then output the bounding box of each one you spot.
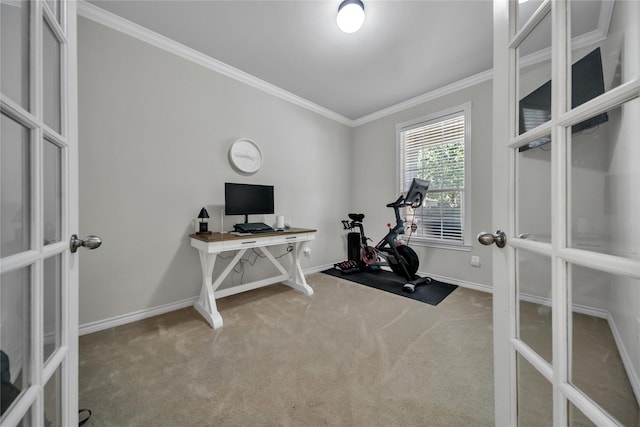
[44,365,62,427]
[0,0,30,110]
[569,402,597,426]
[18,409,33,427]
[1,114,31,257]
[43,139,62,245]
[517,136,551,243]
[43,254,62,362]
[43,18,61,134]
[518,11,552,137]
[517,353,553,426]
[516,0,545,32]
[517,249,552,364]
[569,98,640,259]
[570,263,640,426]
[0,266,32,415]
[571,0,633,106]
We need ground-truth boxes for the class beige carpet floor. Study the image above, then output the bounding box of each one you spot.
[80,273,494,426]
[79,272,638,426]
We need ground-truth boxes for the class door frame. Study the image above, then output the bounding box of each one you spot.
[491,0,516,424]
[0,0,79,425]
[67,1,80,425]
[492,0,640,425]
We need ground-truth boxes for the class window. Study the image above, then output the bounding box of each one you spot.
[397,103,470,247]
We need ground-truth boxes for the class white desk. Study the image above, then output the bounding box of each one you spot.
[190,228,316,329]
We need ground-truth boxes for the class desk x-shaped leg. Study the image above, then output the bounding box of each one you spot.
[194,241,313,329]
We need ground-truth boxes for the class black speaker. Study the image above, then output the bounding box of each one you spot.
[347,232,360,262]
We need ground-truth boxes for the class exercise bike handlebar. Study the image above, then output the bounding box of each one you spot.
[344,176,429,231]
[386,196,405,208]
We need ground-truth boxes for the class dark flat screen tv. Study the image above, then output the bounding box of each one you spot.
[225,182,274,223]
[518,47,608,152]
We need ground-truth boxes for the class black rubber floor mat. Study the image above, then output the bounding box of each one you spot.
[321,267,457,306]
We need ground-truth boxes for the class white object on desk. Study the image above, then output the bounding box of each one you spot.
[190,228,316,329]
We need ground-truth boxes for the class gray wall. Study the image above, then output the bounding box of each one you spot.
[350,81,494,287]
[78,18,352,325]
[77,16,495,329]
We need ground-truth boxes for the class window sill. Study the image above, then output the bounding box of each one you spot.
[404,238,473,252]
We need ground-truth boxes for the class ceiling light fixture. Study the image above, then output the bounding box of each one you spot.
[336,0,365,33]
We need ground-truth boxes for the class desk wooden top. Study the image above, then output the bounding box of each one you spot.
[190,228,317,243]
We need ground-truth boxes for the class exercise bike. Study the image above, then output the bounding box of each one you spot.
[341,178,432,293]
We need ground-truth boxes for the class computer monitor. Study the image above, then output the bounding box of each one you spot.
[224,183,274,224]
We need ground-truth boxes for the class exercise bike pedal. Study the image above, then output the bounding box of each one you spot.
[421,277,433,285]
[402,276,433,293]
[403,283,416,293]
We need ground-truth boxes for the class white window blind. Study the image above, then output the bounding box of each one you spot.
[400,110,466,243]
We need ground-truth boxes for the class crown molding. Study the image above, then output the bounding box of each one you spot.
[75,1,497,129]
[354,1,614,126]
[77,1,353,126]
[75,0,614,129]
[352,70,494,127]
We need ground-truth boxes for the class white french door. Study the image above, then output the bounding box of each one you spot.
[491,0,640,425]
[1,0,80,426]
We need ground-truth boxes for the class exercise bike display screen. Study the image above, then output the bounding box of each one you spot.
[405,178,430,208]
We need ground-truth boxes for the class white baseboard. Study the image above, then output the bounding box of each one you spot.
[517,292,610,320]
[419,271,494,294]
[319,263,494,294]
[424,272,638,402]
[492,287,639,404]
[78,296,198,336]
[78,266,327,336]
[77,267,488,337]
[606,312,640,404]
[77,266,639,404]
[307,264,335,274]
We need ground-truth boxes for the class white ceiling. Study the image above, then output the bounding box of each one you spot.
[85,0,606,122]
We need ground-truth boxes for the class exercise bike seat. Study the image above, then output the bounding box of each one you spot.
[348,213,365,222]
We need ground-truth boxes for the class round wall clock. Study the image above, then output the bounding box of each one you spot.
[228,138,263,174]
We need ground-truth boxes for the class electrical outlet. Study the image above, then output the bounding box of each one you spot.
[470,255,480,267]
[303,247,311,256]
